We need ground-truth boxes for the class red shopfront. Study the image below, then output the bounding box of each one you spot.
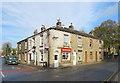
[61,48,72,61]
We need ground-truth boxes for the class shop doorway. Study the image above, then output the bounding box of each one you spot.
[85,51,87,63]
[96,51,97,62]
[54,54,59,68]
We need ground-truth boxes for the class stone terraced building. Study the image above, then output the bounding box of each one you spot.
[17,19,104,68]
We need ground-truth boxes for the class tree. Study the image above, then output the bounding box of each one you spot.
[11,48,17,56]
[90,20,119,54]
[2,42,12,56]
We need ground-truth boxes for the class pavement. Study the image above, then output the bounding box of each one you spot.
[111,71,120,82]
[18,60,102,70]
[0,57,119,82]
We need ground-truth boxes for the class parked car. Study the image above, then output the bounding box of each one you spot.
[5,56,19,65]
[1,55,4,58]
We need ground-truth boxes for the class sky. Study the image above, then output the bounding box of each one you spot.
[0,2,118,49]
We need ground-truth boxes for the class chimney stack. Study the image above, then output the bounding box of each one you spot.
[69,23,74,30]
[41,25,46,32]
[89,31,94,36]
[56,18,62,28]
[34,29,38,35]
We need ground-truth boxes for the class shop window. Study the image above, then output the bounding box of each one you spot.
[90,52,93,59]
[64,34,69,43]
[77,37,82,47]
[62,53,70,61]
[78,50,83,61]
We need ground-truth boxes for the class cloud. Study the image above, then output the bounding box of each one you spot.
[97,3,118,20]
[2,2,117,48]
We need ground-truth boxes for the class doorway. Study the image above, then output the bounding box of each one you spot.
[85,51,87,63]
[96,51,97,62]
[73,52,76,65]
[54,55,59,68]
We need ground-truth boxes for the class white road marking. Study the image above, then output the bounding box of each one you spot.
[1,72,5,78]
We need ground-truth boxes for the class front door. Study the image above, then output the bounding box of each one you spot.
[73,52,76,65]
[85,51,87,63]
[54,55,59,68]
[96,51,97,62]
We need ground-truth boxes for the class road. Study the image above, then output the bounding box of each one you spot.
[0,57,119,82]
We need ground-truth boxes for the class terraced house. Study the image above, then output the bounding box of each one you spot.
[17,19,104,68]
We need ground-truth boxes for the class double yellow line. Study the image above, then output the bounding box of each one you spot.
[102,71,118,83]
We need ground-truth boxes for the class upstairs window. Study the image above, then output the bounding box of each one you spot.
[77,37,82,47]
[29,40,32,46]
[19,44,21,50]
[40,33,43,46]
[33,38,35,46]
[64,34,69,43]
[99,40,102,49]
[41,37,43,45]
[89,39,92,47]
[25,42,27,49]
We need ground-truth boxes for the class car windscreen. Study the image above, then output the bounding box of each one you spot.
[8,56,17,59]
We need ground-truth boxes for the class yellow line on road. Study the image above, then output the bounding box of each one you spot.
[102,71,118,83]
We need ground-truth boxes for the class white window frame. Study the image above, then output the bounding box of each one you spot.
[19,54,21,60]
[62,53,70,61]
[64,34,69,43]
[24,53,27,61]
[25,42,27,49]
[99,41,102,49]
[78,50,83,61]
[19,44,21,50]
[29,40,32,46]
[89,39,92,47]
[40,52,43,62]
[77,37,82,47]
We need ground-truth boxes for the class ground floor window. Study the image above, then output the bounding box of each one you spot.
[29,54,31,61]
[78,50,83,62]
[19,54,21,60]
[30,53,34,60]
[62,53,70,61]
[24,53,27,61]
[99,51,102,59]
[40,52,43,62]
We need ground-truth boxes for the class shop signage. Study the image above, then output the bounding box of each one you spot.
[61,48,72,53]
[45,43,49,48]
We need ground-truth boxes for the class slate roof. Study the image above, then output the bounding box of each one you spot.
[17,27,101,44]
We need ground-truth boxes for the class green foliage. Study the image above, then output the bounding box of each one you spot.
[12,49,17,56]
[2,42,12,56]
[90,20,119,53]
